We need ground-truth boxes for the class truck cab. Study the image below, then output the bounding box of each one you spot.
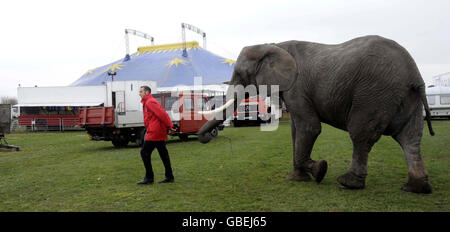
[153,92,211,134]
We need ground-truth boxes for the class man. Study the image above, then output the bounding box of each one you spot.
[138,86,175,184]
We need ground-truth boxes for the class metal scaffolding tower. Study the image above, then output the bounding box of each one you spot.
[181,23,206,57]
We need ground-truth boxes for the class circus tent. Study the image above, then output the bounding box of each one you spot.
[70,41,235,91]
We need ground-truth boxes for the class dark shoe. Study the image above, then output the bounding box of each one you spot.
[137,177,154,185]
[158,178,174,184]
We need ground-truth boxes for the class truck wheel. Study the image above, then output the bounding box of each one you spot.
[210,127,218,138]
[112,140,122,148]
[179,134,189,142]
[112,139,129,148]
[121,139,129,147]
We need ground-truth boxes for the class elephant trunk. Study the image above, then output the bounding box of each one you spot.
[198,87,240,143]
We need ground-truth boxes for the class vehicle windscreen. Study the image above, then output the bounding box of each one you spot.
[165,96,179,111]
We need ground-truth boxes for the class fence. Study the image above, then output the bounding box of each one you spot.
[16,116,83,132]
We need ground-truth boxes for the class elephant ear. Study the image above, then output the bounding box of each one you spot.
[245,44,298,92]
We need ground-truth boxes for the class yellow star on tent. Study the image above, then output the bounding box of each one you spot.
[221,58,235,66]
[106,64,124,72]
[84,68,95,75]
[167,58,187,68]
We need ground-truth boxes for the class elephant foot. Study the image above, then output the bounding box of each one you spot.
[401,176,432,194]
[286,171,312,182]
[311,160,328,183]
[337,172,365,189]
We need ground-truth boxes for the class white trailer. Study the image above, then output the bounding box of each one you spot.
[425,86,450,118]
[104,80,157,128]
[17,85,107,108]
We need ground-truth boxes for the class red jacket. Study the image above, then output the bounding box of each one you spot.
[141,94,173,141]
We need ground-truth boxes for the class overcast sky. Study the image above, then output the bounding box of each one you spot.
[1,0,449,97]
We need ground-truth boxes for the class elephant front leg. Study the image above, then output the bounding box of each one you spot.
[286,118,311,181]
[286,115,327,183]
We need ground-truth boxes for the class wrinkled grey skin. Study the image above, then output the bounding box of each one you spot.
[199,35,434,194]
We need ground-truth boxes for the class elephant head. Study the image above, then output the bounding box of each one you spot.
[198,44,298,143]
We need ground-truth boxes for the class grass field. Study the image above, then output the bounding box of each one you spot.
[0,120,448,212]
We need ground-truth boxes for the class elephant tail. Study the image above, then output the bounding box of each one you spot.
[419,85,435,136]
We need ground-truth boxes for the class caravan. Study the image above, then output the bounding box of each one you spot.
[425,86,450,118]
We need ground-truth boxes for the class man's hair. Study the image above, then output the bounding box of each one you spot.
[141,86,151,93]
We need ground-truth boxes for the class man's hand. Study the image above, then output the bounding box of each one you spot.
[168,128,176,135]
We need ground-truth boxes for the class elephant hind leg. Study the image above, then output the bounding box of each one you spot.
[393,107,432,194]
[337,140,377,189]
[338,110,387,189]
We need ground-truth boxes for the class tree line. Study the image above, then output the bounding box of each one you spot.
[1,96,18,105]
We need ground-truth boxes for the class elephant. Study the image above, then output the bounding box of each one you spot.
[198,35,434,194]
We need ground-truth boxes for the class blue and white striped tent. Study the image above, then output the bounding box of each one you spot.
[70,41,235,87]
